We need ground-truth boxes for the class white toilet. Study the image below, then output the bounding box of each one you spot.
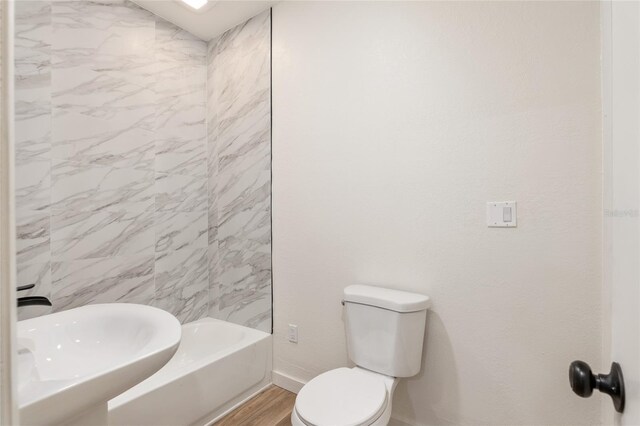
[291,285,431,426]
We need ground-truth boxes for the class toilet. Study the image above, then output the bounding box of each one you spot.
[291,285,431,426]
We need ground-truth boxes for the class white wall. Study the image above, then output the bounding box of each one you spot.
[272,2,603,425]
[603,2,640,424]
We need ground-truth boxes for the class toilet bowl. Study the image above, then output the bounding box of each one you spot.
[291,285,430,426]
[291,367,397,426]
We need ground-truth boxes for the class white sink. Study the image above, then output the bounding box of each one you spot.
[17,304,181,426]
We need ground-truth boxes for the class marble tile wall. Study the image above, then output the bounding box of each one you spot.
[15,0,209,323]
[49,0,158,315]
[15,0,52,305]
[207,10,272,333]
[15,1,271,329]
[154,19,208,323]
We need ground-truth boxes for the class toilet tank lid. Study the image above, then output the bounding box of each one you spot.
[343,285,431,313]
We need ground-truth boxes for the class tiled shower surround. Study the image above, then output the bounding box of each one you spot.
[207,13,272,331]
[14,0,272,332]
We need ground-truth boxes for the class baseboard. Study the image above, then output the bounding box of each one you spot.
[272,370,306,394]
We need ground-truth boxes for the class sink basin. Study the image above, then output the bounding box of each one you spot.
[17,303,181,425]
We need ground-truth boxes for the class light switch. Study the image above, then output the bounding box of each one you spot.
[487,201,517,227]
[503,207,512,222]
[288,324,298,343]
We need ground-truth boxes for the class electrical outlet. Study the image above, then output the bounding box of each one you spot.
[288,324,298,343]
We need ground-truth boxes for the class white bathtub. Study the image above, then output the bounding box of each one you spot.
[108,317,272,426]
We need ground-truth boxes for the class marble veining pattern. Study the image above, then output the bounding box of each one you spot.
[51,159,155,213]
[16,210,50,266]
[17,262,51,300]
[207,10,272,332]
[51,255,154,311]
[152,17,209,321]
[15,2,271,330]
[154,248,208,323]
[155,210,208,253]
[15,0,209,322]
[155,173,207,213]
[206,39,220,316]
[15,0,52,303]
[154,19,207,179]
[51,207,155,261]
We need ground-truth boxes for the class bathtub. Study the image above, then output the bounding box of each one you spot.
[108,317,272,426]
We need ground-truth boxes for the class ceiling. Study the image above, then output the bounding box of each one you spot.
[130,0,274,41]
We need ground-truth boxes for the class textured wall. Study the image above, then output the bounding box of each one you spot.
[15,0,208,323]
[603,3,640,425]
[207,10,272,333]
[272,2,602,425]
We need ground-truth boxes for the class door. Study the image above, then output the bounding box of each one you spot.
[603,1,640,424]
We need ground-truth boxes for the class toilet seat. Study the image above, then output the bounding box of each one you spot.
[294,368,388,426]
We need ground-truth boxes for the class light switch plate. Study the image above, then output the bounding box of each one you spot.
[487,201,517,227]
[288,324,298,343]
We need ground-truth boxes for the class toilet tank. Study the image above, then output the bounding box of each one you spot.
[343,285,430,378]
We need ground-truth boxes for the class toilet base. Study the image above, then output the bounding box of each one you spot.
[291,367,398,426]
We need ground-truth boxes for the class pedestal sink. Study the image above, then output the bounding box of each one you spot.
[17,304,181,426]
